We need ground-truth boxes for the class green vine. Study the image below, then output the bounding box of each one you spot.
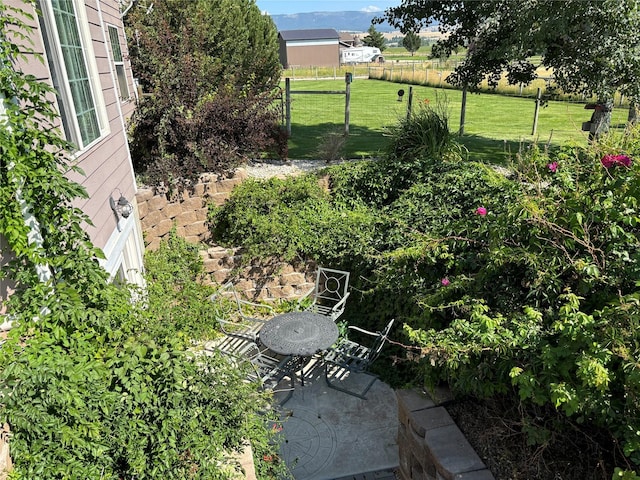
[0,3,286,478]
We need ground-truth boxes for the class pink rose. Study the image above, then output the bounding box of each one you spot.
[547,162,558,173]
[441,277,450,286]
[601,154,632,169]
[475,206,487,216]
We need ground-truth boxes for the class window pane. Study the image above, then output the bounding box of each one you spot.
[116,65,129,100]
[108,25,123,62]
[51,0,100,146]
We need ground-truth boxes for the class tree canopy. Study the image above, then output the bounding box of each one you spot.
[376,0,640,101]
[402,31,421,56]
[124,0,284,188]
[362,25,386,51]
[126,0,280,96]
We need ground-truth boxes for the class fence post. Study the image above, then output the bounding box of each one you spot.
[285,77,292,137]
[459,86,467,135]
[532,87,541,136]
[345,72,351,135]
[406,86,413,121]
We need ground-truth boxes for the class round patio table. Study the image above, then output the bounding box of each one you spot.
[260,311,339,357]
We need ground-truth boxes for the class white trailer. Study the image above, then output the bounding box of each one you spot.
[339,46,384,64]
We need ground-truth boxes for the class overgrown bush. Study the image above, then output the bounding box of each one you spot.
[130,88,283,193]
[125,0,284,190]
[209,94,640,474]
[398,131,640,471]
[329,99,464,208]
[208,175,380,269]
[141,230,219,342]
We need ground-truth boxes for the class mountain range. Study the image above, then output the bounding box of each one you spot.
[268,11,396,33]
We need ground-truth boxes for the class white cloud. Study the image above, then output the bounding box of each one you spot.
[360,5,382,13]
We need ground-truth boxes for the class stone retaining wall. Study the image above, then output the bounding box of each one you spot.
[199,246,316,301]
[136,169,248,251]
[396,389,495,480]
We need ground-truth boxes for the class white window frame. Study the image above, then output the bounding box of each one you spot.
[38,0,109,151]
[106,23,130,101]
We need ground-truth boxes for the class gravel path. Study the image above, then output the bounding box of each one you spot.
[244,159,328,179]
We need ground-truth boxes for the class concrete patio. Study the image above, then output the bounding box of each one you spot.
[271,360,399,480]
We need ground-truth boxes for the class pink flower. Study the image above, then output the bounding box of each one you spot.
[475,206,487,216]
[601,154,632,169]
[441,277,450,286]
[547,162,558,173]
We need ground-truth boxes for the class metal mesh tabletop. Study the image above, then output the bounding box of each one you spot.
[260,312,339,356]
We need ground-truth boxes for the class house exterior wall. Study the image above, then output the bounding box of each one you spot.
[1,0,145,315]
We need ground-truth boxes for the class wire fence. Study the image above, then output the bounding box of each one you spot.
[285,75,633,157]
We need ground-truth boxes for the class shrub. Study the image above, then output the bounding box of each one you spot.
[384,97,459,163]
[131,89,283,193]
[208,174,379,269]
[329,99,464,209]
[125,0,283,190]
[316,129,346,163]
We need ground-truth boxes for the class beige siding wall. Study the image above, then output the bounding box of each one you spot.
[3,0,143,290]
[286,45,339,67]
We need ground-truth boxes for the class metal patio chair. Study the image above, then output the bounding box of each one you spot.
[298,267,350,321]
[323,318,395,399]
[210,281,274,342]
[216,338,297,404]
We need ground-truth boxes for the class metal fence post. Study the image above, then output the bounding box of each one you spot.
[460,86,467,135]
[532,87,541,136]
[345,72,351,135]
[285,77,291,137]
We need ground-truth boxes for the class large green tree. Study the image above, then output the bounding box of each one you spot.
[125,0,284,188]
[377,1,640,117]
[402,31,421,56]
[362,24,386,51]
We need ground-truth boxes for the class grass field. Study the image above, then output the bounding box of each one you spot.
[284,78,630,163]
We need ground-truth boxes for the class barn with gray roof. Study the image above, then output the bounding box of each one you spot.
[278,29,340,68]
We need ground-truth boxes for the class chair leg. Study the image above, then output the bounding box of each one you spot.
[275,374,295,405]
[324,362,379,400]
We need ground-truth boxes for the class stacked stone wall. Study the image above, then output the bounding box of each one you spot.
[396,390,495,480]
[136,169,248,251]
[199,246,316,301]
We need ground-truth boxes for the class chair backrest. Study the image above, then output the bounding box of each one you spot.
[312,267,350,310]
[365,318,395,365]
[212,282,243,314]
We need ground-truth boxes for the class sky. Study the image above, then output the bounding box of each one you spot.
[254,0,402,16]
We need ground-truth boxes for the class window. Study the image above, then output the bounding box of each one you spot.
[107,25,129,101]
[39,0,108,149]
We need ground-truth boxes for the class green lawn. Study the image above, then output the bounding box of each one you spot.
[284,78,629,163]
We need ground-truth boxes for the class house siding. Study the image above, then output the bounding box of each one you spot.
[2,0,144,307]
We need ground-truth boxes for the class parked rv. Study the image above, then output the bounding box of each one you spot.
[340,46,384,64]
